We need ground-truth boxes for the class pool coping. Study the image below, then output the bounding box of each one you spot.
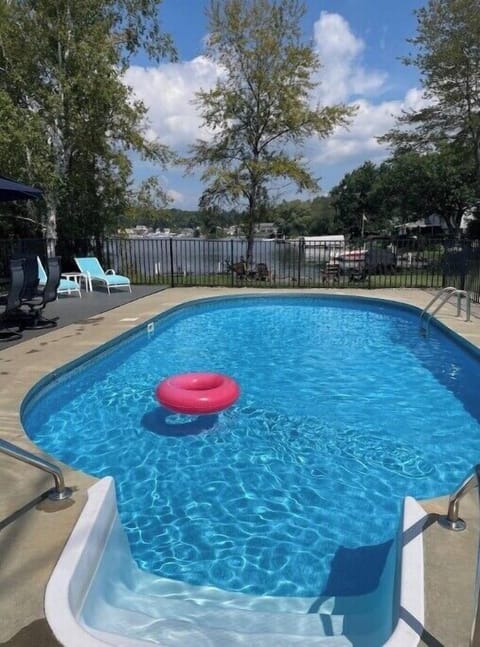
[1,286,479,645]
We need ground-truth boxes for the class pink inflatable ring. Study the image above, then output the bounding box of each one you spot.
[155,372,240,415]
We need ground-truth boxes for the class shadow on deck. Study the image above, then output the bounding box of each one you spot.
[0,284,167,349]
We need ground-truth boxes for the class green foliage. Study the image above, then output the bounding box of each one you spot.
[329,162,382,236]
[272,196,337,237]
[198,206,224,238]
[123,177,172,230]
[329,147,476,235]
[375,147,475,233]
[188,0,355,260]
[0,0,176,242]
[380,0,480,201]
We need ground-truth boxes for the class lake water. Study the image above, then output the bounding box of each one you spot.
[107,237,343,281]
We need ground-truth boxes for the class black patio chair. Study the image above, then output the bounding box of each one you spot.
[16,254,40,302]
[0,258,25,340]
[255,263,270,281]
[226,258,248,279]
[19,256,61,328]
[321,262,340,285]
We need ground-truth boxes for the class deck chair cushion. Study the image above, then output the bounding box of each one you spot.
[74,257,131,294]
[37,257,81,297]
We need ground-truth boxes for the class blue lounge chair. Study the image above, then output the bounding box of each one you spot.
[37,257,82,298]
[74,257,131,294]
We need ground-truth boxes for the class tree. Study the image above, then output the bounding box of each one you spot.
[122,177,172,231]
[329,162,382,236]
[188,0,355,262]
[271,196,337,237]
[0,0,176,247]
[198,205,225,238]
[272,199,312,238]
[329,149,475,236]
[373,147,475,233]
[380,0,480,203]
[307,196,338,235]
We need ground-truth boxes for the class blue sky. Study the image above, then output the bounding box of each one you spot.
[127,0,426,210]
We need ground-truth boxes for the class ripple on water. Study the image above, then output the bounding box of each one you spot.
[23,297,480,597]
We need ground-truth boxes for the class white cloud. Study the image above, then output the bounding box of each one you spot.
[311,104,394,166]
[124,11,426,205]
[312,12,387,104]
[310,89,428,172]
[402,87,431,112]
[166,188,185,204]
[305,14,429,175]
[124,56,220,150]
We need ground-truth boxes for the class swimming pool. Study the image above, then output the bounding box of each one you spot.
[22,294,480,600]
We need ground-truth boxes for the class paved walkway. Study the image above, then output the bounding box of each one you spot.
[0,287,479,646]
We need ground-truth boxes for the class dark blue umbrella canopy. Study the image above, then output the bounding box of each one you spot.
[0,174,43,202]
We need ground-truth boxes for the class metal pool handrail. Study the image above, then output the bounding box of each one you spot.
[420,287,471,336]
[0,438,72,501]
[438,464,480,646]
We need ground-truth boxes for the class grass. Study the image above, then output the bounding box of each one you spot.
[147,269,447,290]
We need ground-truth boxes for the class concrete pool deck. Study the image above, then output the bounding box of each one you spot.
[0,286,479,647]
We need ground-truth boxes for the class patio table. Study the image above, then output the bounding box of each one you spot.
[61,271,92,292]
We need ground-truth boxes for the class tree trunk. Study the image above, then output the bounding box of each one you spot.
[44,195,58,256]
[245,194,256,264]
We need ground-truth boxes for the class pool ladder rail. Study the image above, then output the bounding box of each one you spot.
[438,465,480,646]
[420,286,471,336]
[0,438,72,501]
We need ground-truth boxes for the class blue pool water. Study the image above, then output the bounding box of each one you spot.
[22,295,480,598]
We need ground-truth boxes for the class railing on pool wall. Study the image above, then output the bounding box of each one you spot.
[438,464,480,646]
[420,286,471,336]
[0,438,72,501]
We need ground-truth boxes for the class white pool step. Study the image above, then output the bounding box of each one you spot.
[46,478,426,647]
[130,571,377,615]
[84,594,352,642]
[81,530,393,646]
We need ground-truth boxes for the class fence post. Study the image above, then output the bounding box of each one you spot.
[230,239,234,287]
[297,240,302,286]
[169,237,175,288]
[367,238,372,289]
[105,236,112,269]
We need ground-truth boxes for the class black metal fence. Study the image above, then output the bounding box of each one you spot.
[101,235,480,300]
[2,235,480,303]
